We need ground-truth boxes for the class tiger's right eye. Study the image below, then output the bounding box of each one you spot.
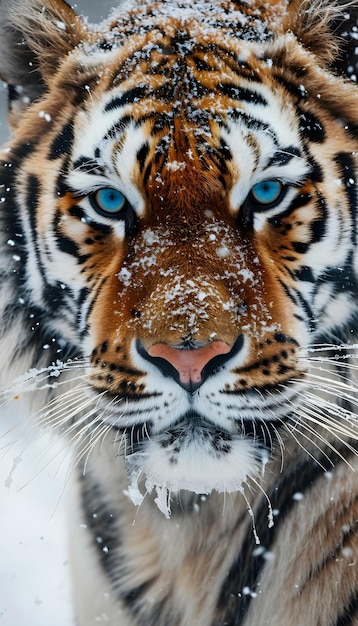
[250,180,284,207]
[241,179,288,227]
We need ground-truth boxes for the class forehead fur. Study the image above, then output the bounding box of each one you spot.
[0,0,355,141]
[0,0,351,84]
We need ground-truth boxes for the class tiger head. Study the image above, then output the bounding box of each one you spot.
[0,0,357,508]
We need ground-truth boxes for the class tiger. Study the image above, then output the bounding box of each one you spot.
[0,0,358,624]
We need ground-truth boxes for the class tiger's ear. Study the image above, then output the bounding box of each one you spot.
[285,0,347,66]
[0,0,86,127]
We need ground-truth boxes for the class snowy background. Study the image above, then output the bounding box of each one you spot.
[0,4,117,625]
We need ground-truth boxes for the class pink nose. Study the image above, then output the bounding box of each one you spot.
[148,341,231,385]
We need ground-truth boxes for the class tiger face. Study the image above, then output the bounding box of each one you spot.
[0,0,357,508]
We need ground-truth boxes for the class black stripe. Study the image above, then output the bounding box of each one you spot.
[56,233,83,259]
[268,191,313,227]
[278,279,316,333]
[266,146,301,167]
[293,265,315,283]
[334,152,357,241]
[269,188,325,244]
[205,143,230,175]
[78,274,109,339]
[27,175,47,283]
[269,187,325,244]
[217,82,267,106]
[291,241,308,253]
[104,115,133,140]
[80,475,121,574]
[48,121,74,160]
[274,76,310,104]
[92,359,145,378]
[70,76,104,107]
[53,209,91,263]
[293,288,316,333]
[143,160,153,185]
[72,156,105,175]
[213,447,353,625]
[335,593,358,626]
[219,137,233,160]
[104,87,148,112]
[76,286,90,310]
[6,141,36,162]
[298,108,325,143]
[80,471,165,624]
[194,48,262,83]
[66,202,112,236]
[192,54,216,72]
[307,154,324,183]
[136,142,150,172]
[93,388,161,403]
[315,253,358,297]
[310,193,327,244]
[56,171,73,197]
[43,282,71,314]
[121,581,157,607]
[228,108,274,136]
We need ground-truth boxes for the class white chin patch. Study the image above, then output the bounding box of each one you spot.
[124,431,266,518]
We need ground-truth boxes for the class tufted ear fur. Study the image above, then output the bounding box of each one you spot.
[269,0,358,133]
[0,0,85,127]
[285,0,355,66]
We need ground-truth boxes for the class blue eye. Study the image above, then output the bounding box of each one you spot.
[251,180,283,206]
[90,188,127,216]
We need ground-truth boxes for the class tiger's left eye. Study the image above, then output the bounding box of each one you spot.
[90,188,127,217]
[250,180,284,207]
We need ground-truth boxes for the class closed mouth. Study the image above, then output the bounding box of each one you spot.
[115,409,280,455]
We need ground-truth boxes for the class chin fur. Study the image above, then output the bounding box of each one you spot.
[124,425,267,518]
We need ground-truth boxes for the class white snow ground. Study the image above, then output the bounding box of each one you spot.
[0,408,75,626]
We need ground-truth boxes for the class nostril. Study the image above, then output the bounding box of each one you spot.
[201,335,244,381]
[138,337,243,392]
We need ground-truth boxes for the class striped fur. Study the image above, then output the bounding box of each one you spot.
[0,0,358,624]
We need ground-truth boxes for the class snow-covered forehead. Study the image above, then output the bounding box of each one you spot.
[96,0,288,45]
[87,1,286,124]
[73,0,300,215]
[71,7,302,209]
